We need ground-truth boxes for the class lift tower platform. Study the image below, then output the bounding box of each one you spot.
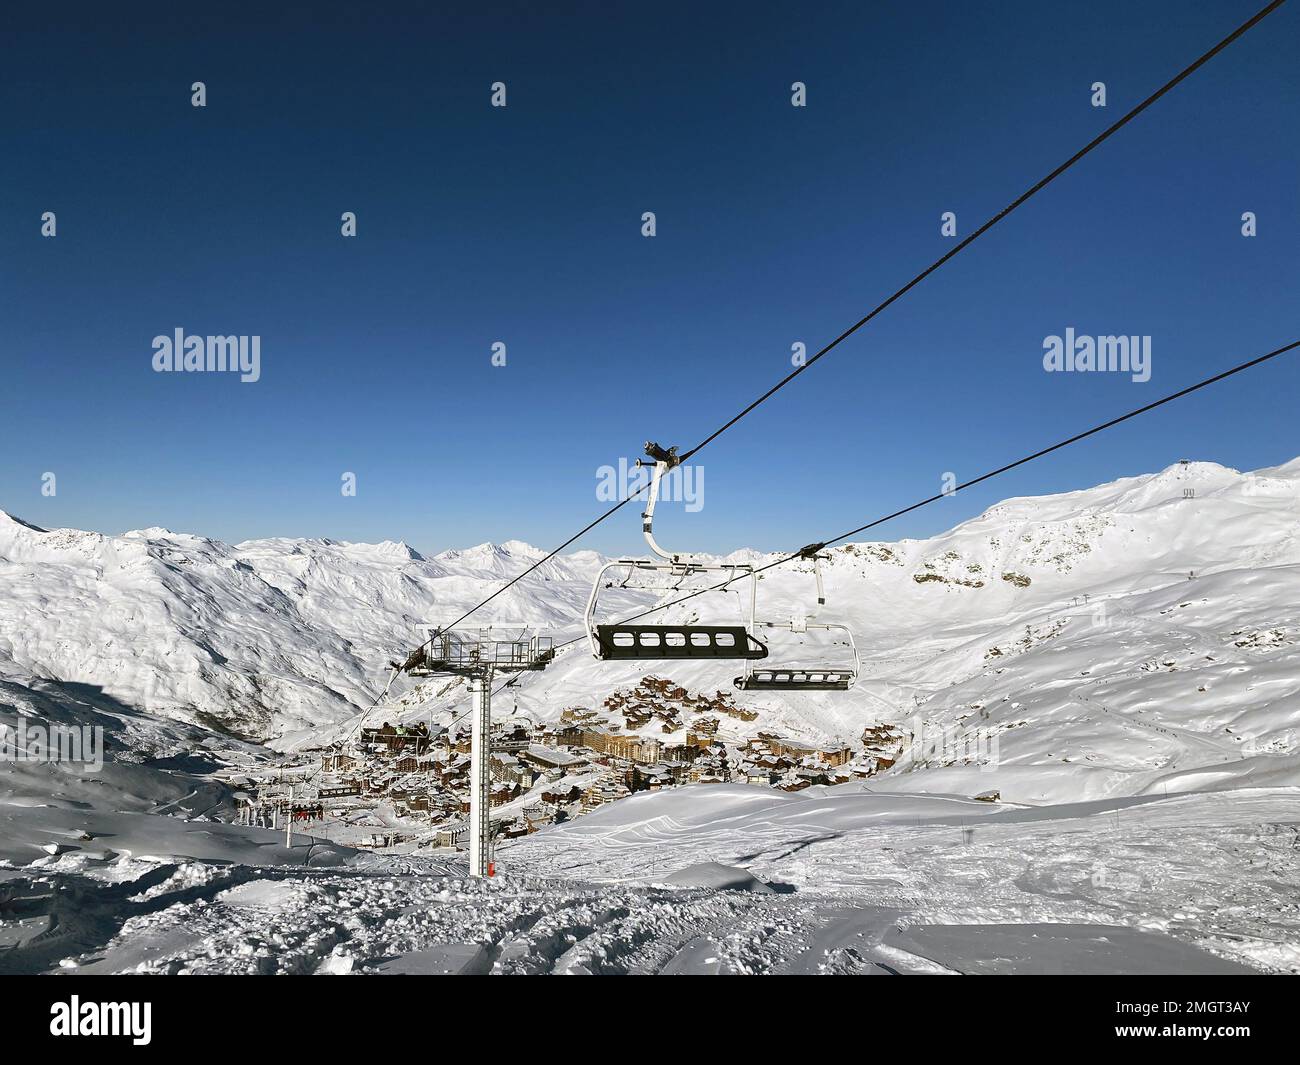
[401,627,554,877]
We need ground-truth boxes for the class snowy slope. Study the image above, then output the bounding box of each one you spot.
[2,457,1298,803]
[14,785,1295,974]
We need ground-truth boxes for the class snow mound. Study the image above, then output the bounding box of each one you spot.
[659,861,775,893]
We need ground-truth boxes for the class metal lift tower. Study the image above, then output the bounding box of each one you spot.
[402,627,553,877]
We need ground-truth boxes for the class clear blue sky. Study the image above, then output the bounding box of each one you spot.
[3,0,1296,556]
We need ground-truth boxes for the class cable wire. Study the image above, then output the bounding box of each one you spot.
[314,335,1296,820]
[412,0,1285,641]
[583,337,1300,641]
[679,0,1286,462]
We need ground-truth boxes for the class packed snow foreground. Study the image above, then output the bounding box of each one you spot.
[1,458,1298,974]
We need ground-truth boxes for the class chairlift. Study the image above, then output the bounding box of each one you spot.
[735,549,859,691]
[586,442,768,661]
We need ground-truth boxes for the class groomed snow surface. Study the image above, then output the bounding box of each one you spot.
[2,458,1299,973]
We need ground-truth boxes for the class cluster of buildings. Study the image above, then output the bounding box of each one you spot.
[258,677,911,851]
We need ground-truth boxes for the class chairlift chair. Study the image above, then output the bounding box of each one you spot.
[734,549,859,691]
[587,443,768,662]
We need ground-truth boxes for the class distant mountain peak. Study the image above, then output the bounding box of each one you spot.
[123,526,182,539]
[435,540,545,562]
[373,540,425,561]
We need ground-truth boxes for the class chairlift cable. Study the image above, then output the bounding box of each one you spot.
[677,0,1285,462]
[402,327,1291,833]
[413,0,1283,641]
[579,338,1300,644]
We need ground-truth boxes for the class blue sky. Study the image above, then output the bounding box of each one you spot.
[2,0,1296,556]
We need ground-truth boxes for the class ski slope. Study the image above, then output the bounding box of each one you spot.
[8,783,1294,974]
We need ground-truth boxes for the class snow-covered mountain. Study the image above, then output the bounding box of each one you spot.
[0,517,603,739]
[2,457,1298,803]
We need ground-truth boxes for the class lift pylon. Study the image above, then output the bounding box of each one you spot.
[466,674,492,878]
[397,626,553,877]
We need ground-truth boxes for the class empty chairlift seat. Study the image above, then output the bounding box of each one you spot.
[734,666,854,691]
[733,550,860,692]
[594,624,768,661]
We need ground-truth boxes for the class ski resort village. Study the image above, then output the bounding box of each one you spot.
[228,679,884,852]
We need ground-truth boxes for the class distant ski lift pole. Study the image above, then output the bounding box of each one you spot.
[586,442,767,662]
